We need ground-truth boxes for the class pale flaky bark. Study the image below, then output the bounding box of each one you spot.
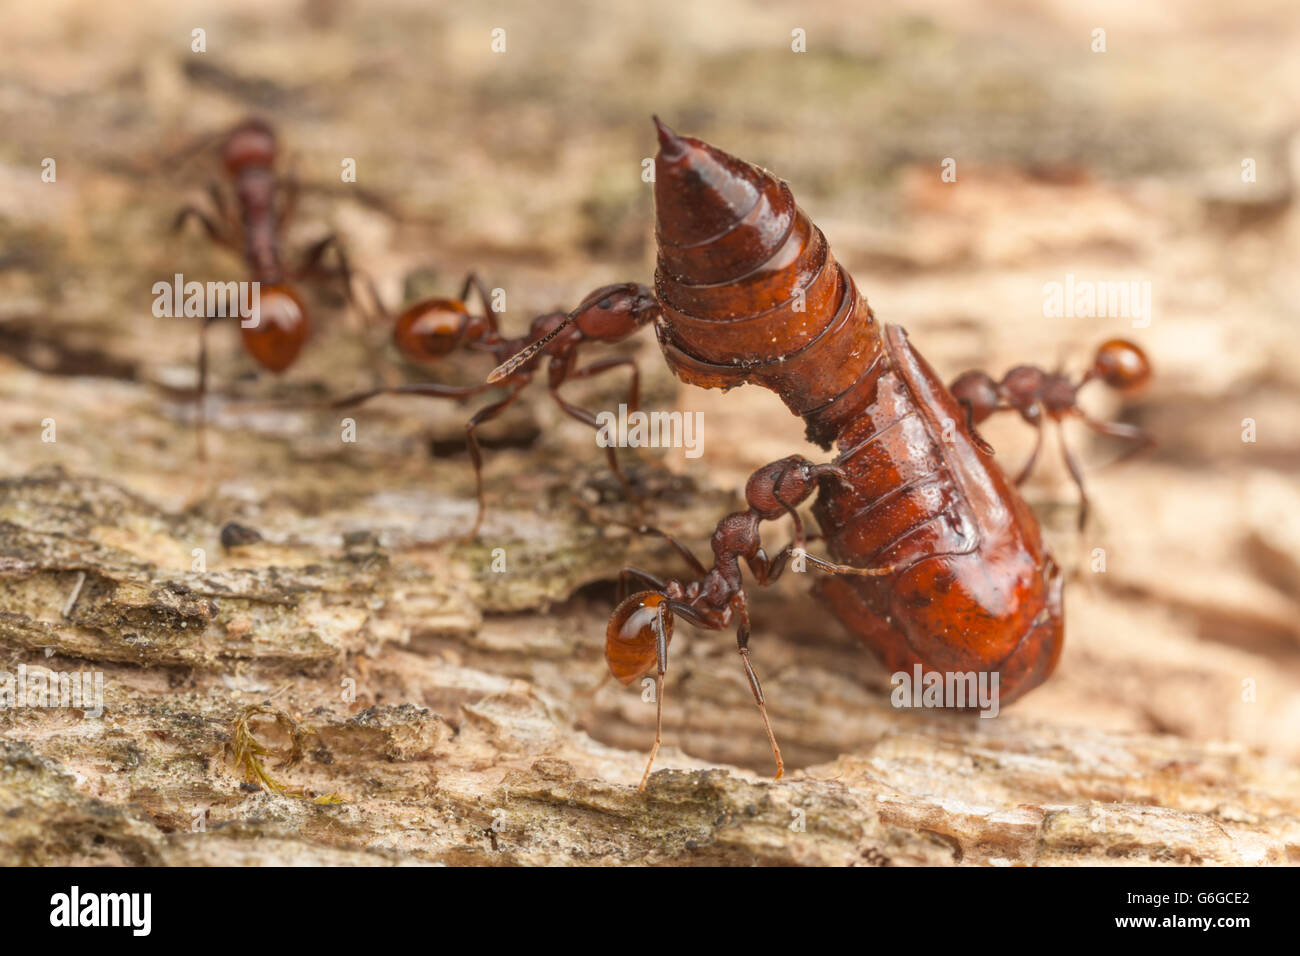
[1,463,1296,866]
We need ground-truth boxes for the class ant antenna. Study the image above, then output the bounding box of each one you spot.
[485,313,576,383]
[154,128,228,178]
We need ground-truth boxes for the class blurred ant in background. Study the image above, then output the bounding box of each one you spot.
[172,118,361,459]
[333,278,660,539]
[950,338,1154,528]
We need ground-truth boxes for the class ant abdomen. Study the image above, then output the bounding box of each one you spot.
[241,285,309,373]
[392,298,472,362]
[605,592,673,685]
[1092,339,1151,393]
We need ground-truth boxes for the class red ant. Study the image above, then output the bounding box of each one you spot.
[172,118,359,459]
[607,456,893,788]
[949,339,1154,528]
[332,279,661,539]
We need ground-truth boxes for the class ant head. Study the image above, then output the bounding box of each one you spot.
[393,298,481,363]
[949,370,1000,424]
[222,120,277,176]
[570,283,660,343]
[606,591,673,685]
[745,455,836,520]
[1089,339,1151,394]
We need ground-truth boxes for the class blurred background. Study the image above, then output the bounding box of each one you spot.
[0,0,1297,792]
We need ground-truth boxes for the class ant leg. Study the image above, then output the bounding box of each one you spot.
[593,510,710,575]
[458,272,498,333]
[351,270,395,390]
[1057,424,1092,531]
[630,599,731,788]
[749,460,852,584]
[566,502,709,579]
[748,531,876,588]
[570,499,709,578]
[1015,411,1045,485]
[463,384,527,540]
[755,464,894,582]
[749,532,816,586]
[293,236,381,361]
[328,380,506,537]
[295,234,374,336]
[173,205,235,251]
[195,315,222,462]
[570,356,641,412]
[747,542,791,587]
[636,525,708,578]
[206,181,237,236]
[731,594,783,780]
[565,356,645,507]
[618,566,666,602]
[1080,414,1155,468]
[637,597,671,790]
[548,380,643,513]
[295,233,355,291]
[747,509,895,583]
[304,246,394,389]
[745,460,817,582]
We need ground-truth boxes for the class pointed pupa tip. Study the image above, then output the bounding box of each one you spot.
[652,116,687,160]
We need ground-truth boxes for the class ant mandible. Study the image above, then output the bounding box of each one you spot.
[173,118,359,459]
[333,279,660,540]
[949,338,1154,529]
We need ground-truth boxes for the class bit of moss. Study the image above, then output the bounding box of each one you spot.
[227,705,304,795]
[226,704,344,805]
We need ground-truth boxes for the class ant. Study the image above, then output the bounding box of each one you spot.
[949,338,1154,529]
[332,279,661,540]
[607,456,892,788]
[172,118,360,459]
